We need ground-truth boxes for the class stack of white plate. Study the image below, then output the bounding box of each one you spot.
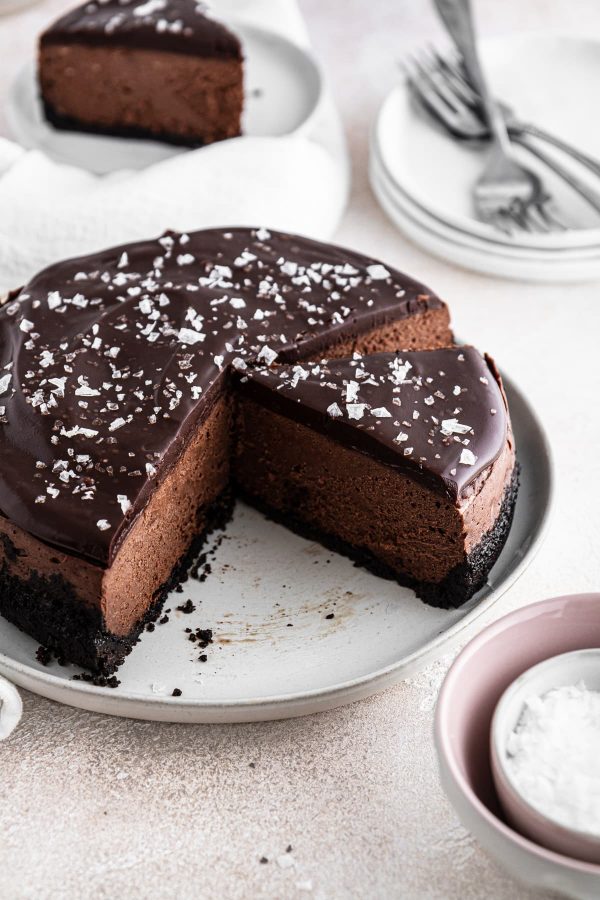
[370,34,600,282]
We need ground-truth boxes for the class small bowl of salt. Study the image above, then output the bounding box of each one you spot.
[491,648,600,864]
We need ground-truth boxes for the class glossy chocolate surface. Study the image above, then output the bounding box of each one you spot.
[238,348,508,500]
[41,0,242,58]
[0,227,440,564]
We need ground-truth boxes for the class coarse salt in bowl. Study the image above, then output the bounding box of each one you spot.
[491,648,600,865]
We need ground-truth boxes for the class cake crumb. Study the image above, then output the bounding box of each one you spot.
[36,645,52,666]
[73,672,121,689]
[172,688,182,697]
[36,645,66,666]
[176,598,195,614]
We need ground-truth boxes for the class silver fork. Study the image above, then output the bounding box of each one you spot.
[423,49,600,217]
[431,0,561,232]
[434,50,600,179]
[405,58,563,233]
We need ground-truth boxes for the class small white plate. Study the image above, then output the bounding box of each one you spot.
[372,138,600,261]
[373,34,600,253]
[0,374,552,723]
[370,154,600,282]
[6,21,323,174]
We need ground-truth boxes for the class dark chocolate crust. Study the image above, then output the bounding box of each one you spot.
[41,99,241,148]
[236,465,519,610]
[0,490,234,674]
[41,0,242,59]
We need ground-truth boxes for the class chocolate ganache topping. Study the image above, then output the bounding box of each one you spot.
[0,227,441,565]
[239,348,508,499]
[41,0,242,59]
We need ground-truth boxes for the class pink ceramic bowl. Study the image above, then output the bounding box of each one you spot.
[434,593,600,899]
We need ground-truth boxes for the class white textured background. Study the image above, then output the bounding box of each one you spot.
[1,1,600,897]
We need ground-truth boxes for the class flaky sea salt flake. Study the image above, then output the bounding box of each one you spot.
[345,380,360,402]
[257,345,278,365]
[117,494,132,515]
[366,263,390,280]
[441,418,471,436]
[346,403,367,420]
[178,327,204,345]
[460,448,477,466]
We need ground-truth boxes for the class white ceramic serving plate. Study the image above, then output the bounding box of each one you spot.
[0,374,552,723]
[373,34,600,253]
[492,649,600,864]
[6,21,323,174]
[370,156,600,282]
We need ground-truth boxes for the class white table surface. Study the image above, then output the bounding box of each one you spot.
[1,1,600,897]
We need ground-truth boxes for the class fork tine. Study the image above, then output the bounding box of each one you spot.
[411,54,468,115]
[501,208,531,235]
[525,198,568,233]
[506,200,536,232]
[525,207,552,233]
[405,56,467,128]
[537,201,568,231]
[514,201,549,233]
[489,211,514,236]
[407,52,486,139]
[426,47,479,107]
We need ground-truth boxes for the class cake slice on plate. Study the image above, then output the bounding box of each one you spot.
[235,348,517,608]
[38,0,244,146]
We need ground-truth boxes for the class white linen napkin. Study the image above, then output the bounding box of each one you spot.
[0,0,349,294]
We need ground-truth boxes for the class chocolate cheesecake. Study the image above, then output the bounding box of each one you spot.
[39,0,243,146]
[0,227,456,673]
[235,349,517,607]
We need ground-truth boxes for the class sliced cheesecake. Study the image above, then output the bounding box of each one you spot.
[235,348,517,607]
[39,0,244,146]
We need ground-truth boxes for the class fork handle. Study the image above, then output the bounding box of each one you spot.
[512,123,600,180]
[512,133,600,215]
[433,0,512,155]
